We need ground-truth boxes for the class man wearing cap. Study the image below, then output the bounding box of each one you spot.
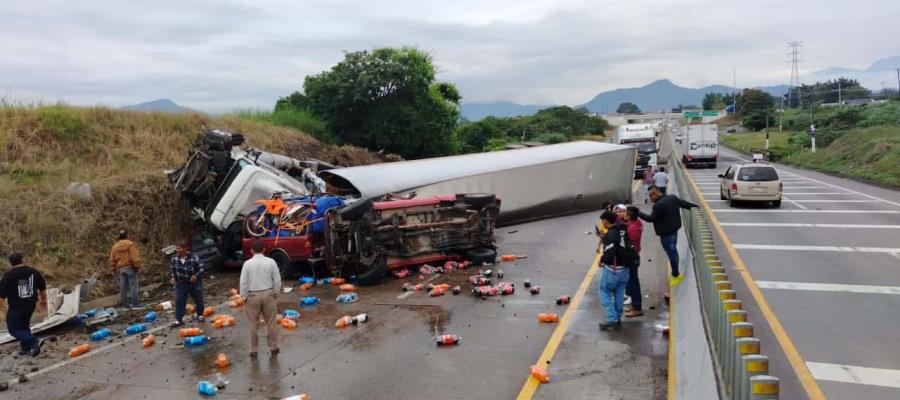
[108,229,145,309]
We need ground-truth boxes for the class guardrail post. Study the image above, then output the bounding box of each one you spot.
[750,375,779,400]
[725,310,748,392]
[717,300,742,353]
[735,338,761,400]
[741,354,769,399]
[727,322,755,395]
[715,290,736,349]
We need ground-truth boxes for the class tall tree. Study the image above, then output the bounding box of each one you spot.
[739,88,775,131]
[617,102,641,114]
[277,47,461,159]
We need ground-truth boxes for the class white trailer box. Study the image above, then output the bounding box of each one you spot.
[680,124,718,168]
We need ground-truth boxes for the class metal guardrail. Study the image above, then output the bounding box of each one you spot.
[671,160,781,400]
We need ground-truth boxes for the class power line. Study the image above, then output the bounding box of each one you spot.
[787,41,803,109]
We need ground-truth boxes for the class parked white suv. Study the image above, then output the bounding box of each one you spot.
[718,163,782,207]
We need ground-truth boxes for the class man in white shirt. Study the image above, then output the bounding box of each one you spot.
[239,240,282,358]
[653,167,669,194]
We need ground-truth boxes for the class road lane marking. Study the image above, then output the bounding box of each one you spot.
[783,196,808,210]
[733,244,900,254]
[785,199,875,203]
[682,162,828,400]
[757,281,900,295]
[702,192,856,196]
[807,362,900,389]
[712,209,898,214]
[515,253,602,400]
[720,223,900,229]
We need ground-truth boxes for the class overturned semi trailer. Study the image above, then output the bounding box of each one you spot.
[321,141,636,226]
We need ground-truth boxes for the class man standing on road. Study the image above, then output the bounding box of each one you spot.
[653,167,669,195]
[169,242,205,327]
[239,240,282,358]
[638,185,698,287]
[0,252,47,356]
[642,165,655,203]
[624,206,644,317]
[108,229,145,309]
[597,211,634,331]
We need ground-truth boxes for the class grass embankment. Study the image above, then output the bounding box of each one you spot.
[0,105,384,295]
[721,126,900,187]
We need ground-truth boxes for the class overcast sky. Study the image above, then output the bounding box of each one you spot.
[2,0,898,112]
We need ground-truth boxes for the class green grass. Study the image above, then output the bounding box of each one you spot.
[235,108,333,143]
[721,126,900,187]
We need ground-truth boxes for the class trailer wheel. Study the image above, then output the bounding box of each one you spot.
[466,248,498,265]
[339,198,373,221]
[270,250,293,278]
[356,256,387,286]
[462,193,496,208]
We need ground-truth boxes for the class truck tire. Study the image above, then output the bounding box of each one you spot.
[356,256,387,286]
[466,248,498,266]
[339,198,373,221]
[270,250,293,278]
[461,193,496,208]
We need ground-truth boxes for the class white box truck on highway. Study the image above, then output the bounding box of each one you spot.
[613,124,658,179]
[680,123,718,168]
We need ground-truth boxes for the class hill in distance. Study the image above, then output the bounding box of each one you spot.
[460,101,548,121]
[123,98,204,114]
[811,56,900,90]
[579,79,789,114]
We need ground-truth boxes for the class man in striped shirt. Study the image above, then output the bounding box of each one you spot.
[169,242,205,327]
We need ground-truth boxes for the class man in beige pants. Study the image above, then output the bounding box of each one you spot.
[239,240,282,358]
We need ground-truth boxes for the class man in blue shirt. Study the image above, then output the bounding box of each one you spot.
[169,242,205,327]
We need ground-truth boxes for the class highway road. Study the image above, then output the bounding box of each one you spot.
[684,146,900,400]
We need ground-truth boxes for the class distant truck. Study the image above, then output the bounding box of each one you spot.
[612,124,658,179]
[680,123,718,168]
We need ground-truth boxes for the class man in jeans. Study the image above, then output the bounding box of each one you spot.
[597,211,633,331]
[0,252,47,356]
[169,242,205,327]
[638,185,698,287]
[239,240,282,358]
[108,229,144,309]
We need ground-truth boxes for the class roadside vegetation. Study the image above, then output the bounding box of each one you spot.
[720,101,900,187]
[0,104,384,294]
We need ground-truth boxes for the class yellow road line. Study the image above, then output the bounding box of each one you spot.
[515,253,602,400]
[667,260,675,399]
[682,166,827,399]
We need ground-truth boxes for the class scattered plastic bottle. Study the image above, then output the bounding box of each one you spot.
[280,318,297,329]
[469,276,491,286]
[537,313,560,323]
[281,395,310,400]
[142,334,155,348]
[186,304,196,314]
[339,283,355,292]
[499,285,515,295]
[497,270,504,278]
[143,311,157,323]
[436,334,461,346]
[299,276,316,285]
[414,284,425,291]
[523,279,532,288]
[216,353,229,369]
[179,327,203,337]
[90,328,111,342]
[156,301,173,311]
[203,307,215,317]
[299,282,313,291]
[283,309,300,320]
[392,269,411,279]
[229,288,239,296]
[230,297,245,308]
[197,380,217,396]
[69,343,91,357]
[124,323,147,335]
[530,286,541,295]
[215,372,228,389]
[473,286,499,297]
[335,315,353,329]
[482,269,493,277]
[556,296,571,305]
[336,293,359,303]
[300,296,320,306]
[452,285,461,295]
[352,313,368,325]
[184,335,210,346]
[501,254,517,262]
[429,287,445,297]
[530,365,550,383]
[332,277,346,285]
[83,308,99,317]
[320,277,334,285]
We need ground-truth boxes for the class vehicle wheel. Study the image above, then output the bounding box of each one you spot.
[772,199,782,208]
[461,193,496,208]
[728,197,738,208]
[720,191,727,201]
[270,250,293,279]
[356,256,387,286]
[339,198,373,221]
[244,211,270,237]
[466,248,498,265]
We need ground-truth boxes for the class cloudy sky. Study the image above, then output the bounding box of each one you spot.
[2,0,898,112]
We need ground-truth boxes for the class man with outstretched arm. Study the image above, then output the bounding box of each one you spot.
[637,185,698,287]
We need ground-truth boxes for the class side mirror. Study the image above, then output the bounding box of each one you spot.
[717,174,724,178]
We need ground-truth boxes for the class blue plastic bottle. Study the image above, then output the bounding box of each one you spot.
[143,311,157,323]
[283,309,300,320]
[90,328,111,341]
[197,380,217,396]
[83,308,98,317]
[300,296,320,306]
[185,335,210,346]
[124,323,147,335]
[336,293,358,304]
[299,276,316,285]
[320,277,334,285]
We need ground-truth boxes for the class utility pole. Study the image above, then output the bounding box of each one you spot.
[810,96,816,153]
[788,41,803,109]
[838,79,842,107]
[778,96,784,131]
[896,68,900,99]
[765,112,770,154]
[733,65,738,115]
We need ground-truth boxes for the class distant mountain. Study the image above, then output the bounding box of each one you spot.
[122,99,203,114]
[810,56,900,90]
[579,79,789,114]
[460,101,549,121]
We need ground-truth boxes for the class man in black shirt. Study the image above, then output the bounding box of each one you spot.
[637,185,698,287]
[0,252,47,356]
[597,211,635,331]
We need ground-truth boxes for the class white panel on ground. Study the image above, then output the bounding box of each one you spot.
[807,362,900,389]
[757,281,900,295]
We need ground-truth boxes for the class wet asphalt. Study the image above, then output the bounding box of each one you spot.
[1,209,669,400]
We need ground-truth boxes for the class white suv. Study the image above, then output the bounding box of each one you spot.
[718,163,782,207]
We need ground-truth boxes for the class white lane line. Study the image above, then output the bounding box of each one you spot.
[783,196,808,210]
[702,192,859,196]
[789,174,900,208]
[719,223,900,229]
[807,362,900,389]
[712,209,898,214]
[786,200,875,203]
[757,281,900,295]
[733,244,900,254]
